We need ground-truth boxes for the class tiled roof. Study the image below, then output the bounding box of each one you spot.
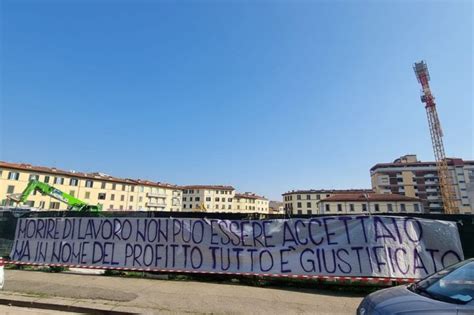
[234,193,267,200]
[322,193,420,202]
[0,161,179,189]
[181,185,235,190]
[282,189,373,196]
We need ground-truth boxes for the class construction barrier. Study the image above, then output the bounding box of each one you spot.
[1,209,473,285]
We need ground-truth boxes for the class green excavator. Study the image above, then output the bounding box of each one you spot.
[8,180,102,212]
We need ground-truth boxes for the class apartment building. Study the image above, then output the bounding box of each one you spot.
[370,155,474,213]
[181,186,270,213]
[269,201,284,214]
[319,193,423,215]
[282,189,373,215]
[0,162,182,211]
[181,185,235,212]
[234,193,269,214]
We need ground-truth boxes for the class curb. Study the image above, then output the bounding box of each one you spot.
[0,297,137,314]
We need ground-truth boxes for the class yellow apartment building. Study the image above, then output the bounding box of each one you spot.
[234,193,269,214]
[0,162,182,211]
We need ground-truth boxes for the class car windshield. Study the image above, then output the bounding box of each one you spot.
[413,260,474,305]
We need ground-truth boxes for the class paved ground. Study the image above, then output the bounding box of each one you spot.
[0,270,364,314]
[0,305,79,315]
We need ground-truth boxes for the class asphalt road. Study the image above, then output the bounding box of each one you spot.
[1,270,364,314]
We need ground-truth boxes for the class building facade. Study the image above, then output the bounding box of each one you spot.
[282,189,373,215]
[181,185,235,212]
[181,186,270,213]
[234,193,269,214]
[0,162,182,211]
[319,193,423,214]
[370,155,474,213]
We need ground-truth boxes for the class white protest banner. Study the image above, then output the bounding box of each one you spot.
[10,216,464,279]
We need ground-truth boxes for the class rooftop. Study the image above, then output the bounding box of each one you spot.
[282,189,373,196]
[234,193,267,200]
[371,155,474,171]
[181,185,235,191]
[322,193,420,202]
[0,161,179,189]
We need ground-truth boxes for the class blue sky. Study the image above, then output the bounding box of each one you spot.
[1,0,472,200]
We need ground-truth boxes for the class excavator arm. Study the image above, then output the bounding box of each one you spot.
[9,180,102,212]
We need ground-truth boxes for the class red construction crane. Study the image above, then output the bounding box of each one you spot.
[413,61,459,214]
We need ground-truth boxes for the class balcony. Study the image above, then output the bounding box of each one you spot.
[147,192,167,198]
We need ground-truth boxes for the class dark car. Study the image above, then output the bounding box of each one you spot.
[357,258,474,315]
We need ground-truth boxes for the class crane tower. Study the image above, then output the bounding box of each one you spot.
[413,61,458,214]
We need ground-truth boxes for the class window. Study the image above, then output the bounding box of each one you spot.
[85,192,90,199]
[39,201,45,208]
[122,185,126,191]
[387,204,393,212]
[70,190,75,197]
[190,197,193,202]
[29,174,39,181]
[44,176,50,183]
[111,194,115,201]
[325,204,330,212]
[297,195,301,200]
[337,204,342,212]
[54,177,64,185]
[307,202,311,208]
[307,195,311,200]
[183,204,186,209]
[139,196,143,202]
[414,204,420,212]
[129,206,132,210]
[109,205,114,210]
[206,197,211,201]
[297,210,303,214]
[70,178,79,186]
[228,198,232,202]
[362,204,367,212]
[119,205,123,210]
[400,203,406,212]
[101,182,106,189]
[121,195,125,201]
[112,183,116,190]
[85,180,93,188]
[228,205,231,209]
[307,209,312,214]
[131,186,135,192]
[215,197,220,202]
[196,197,200,202]
[130,196,134,202]
[183,197,187,201]
[7,185,14,194]
[374,204,380,212]
[50,202,60,210]
[98,193,106,200]
[316,194,320,200]
[297,202,302,208]
[8,172,19,180]
[349,204,355,212]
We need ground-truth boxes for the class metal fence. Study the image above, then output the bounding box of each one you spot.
[1,208,473,260]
